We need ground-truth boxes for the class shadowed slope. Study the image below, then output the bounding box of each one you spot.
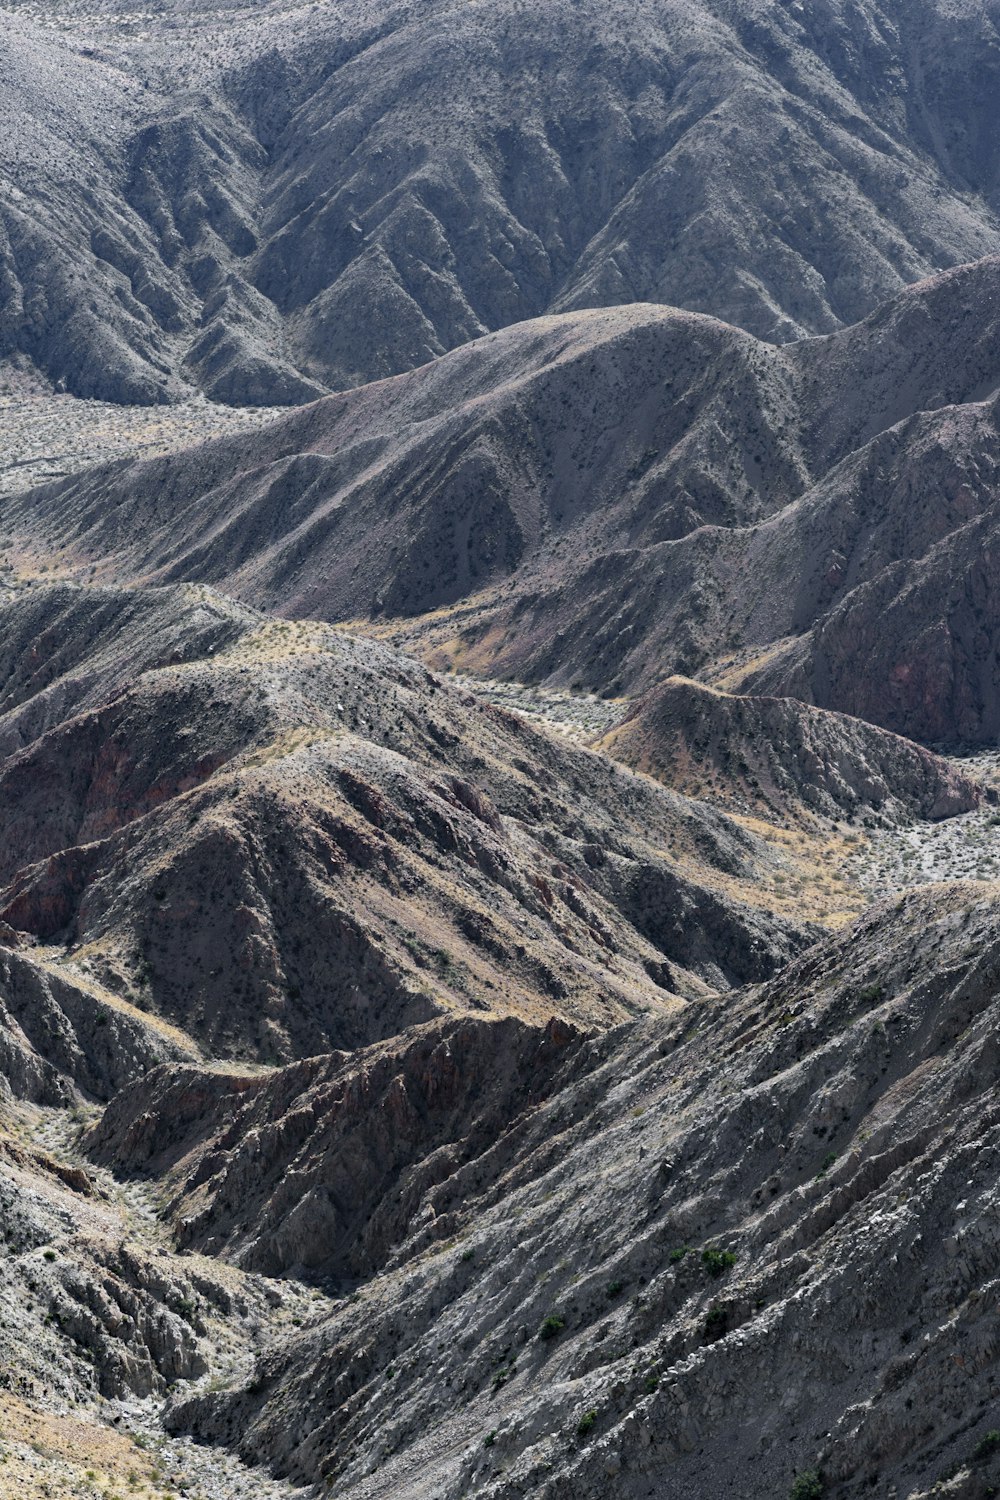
[15,260,1000,742]
[87,882,1000,1499]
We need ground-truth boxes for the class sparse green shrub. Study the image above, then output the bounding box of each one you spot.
[668,1246,689,1264]
[484,1430,497,1448]
[42,1249,56,1262]
[701,1247,737,1277]
[644,1372,660,1393]
[788,1470,824,1499]
[974,1431,1000,1462]
[704,1305,728,1340]
[576,1410,597,1438]
[459,1247,476,1263]
[606,1280,625,1299]
[816,1151,837,1178]
[539,1314,566,1341]
[858,982,884,1004]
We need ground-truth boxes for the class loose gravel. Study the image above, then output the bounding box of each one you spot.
[0,394,286,501]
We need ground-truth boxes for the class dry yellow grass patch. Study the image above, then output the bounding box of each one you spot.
[33,950,202,1060]
[725,815,868,928]
[0,1392,166,1500]
[213,618,333,665]
[709,638,798,692]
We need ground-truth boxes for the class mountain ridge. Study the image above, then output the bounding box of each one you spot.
[3,0,1000,402]
[12,257,1000,744]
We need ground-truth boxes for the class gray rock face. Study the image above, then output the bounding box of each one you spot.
[0,1110,292,1426]
[3,0,1000,401]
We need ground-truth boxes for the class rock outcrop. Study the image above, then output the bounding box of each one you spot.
[0,944,198,1106]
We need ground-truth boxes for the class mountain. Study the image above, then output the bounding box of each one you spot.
[6,3,1000,1495]
[0,579,826,1079]
[14,256,1000,743]
[598,676,985,827]
[3,0,1000,402]
[86,881,1000,1499]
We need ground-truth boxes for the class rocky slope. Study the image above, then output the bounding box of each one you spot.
[1,586,997,1500]
[82,881,1000,1500]
[14,257,1000,743]
[3,0,1000,401]
[88,1014,588,1283]
[0,579,824,1079]
[5,7,1000,1498]
[0,942,199,1108]
[0,1095,316,1499]
[599,676,986,827]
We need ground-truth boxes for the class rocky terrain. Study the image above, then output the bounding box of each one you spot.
[5,2,1000,1497]
[0,564,997,1499]
[12,256,1000,744]
[598,676,986,827]
[0,577,830,1083]
[79,883,1000,1500]
[845,751,1000,893]
[0,1094,317,1500]
[2,0,1000,401]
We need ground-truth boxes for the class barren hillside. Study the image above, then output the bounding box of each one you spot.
[4,3,1000,1496]
[2,0,1000,400]
[13,258,1000,743]
[87,884,1000,1500]
[0,579,826,1078]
